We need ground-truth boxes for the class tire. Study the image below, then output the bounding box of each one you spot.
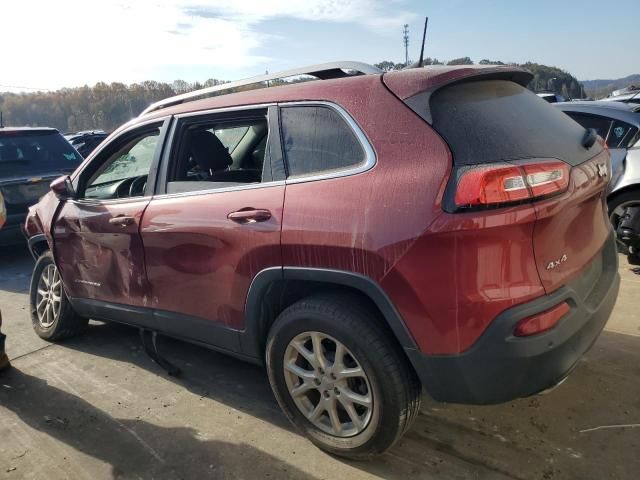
[609,189,640,254]
[266,293,421,459]
[30,251,88,341]
[608,188,640,229]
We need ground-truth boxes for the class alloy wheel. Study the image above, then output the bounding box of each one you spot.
[35,264,62,328]
[283,331,373,437]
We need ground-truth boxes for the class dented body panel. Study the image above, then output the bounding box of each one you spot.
[23,64,620,404]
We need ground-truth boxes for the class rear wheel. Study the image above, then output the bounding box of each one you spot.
[266,293,421,459]
[609,189,640,255]
[609,189,640,232]
[30,251,88,341]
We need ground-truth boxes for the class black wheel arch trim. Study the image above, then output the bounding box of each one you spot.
[241,266,420,360]
[62,267,421,374]
[27,233,49,260]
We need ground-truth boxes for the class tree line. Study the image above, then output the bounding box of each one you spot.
[1,58,585,133]
[374,58,586,99]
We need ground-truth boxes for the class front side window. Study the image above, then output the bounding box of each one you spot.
[167,113,269,194]
[280,106,366,178]
[83,127,160,200]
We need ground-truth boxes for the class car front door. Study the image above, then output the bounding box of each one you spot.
[140,106,285,347]
[53,119,169,308]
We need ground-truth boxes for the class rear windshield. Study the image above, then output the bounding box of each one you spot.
[0,131,82,178]
[430,80,600,167]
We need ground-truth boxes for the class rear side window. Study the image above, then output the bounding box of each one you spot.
[609,120,637,148]
[0,131,81,178]
[564,113,612,140]
[280,106,365,178]
[565,113,638,149]
[430,80,600,167]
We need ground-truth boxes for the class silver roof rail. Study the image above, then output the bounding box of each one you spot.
[140,61,382,116]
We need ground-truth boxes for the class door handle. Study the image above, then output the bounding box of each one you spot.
[227,208,272,224]
[108,215,135,227]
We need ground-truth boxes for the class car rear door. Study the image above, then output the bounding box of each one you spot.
[139,106,285,346]
[53,119,170,308]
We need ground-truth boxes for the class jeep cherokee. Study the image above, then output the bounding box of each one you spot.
[24,62,620,458]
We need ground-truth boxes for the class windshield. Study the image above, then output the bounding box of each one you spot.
[0,131,82,179]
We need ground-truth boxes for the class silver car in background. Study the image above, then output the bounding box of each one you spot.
[555,101,640,233]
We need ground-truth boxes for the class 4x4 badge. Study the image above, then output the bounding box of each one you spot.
[546,254,568,270]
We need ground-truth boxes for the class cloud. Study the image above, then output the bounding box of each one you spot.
[182,0,414,28]
[1,0,414,89]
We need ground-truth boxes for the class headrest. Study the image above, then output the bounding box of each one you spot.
[189,130,232,172]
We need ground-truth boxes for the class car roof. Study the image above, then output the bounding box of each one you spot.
[554,101,640,126]
[138,64,531,123]
[604,92,640,101]
[0,127,59,135]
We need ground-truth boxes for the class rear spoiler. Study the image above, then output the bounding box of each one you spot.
[383,66,533,124]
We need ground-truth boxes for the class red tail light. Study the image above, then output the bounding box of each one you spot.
[454,160,570,209]
[513,301,570,337]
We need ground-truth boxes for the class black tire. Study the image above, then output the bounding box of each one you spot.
[608,188,640,228]
[30,251,88,341]
[608,189,640,254]
[266,293,421,459]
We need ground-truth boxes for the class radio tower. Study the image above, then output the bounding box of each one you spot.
[403,24,410,67]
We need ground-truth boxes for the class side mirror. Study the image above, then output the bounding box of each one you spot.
[50,175,76,200]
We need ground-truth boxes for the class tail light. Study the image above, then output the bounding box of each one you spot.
[452,160,570,210]
[513,301,570,337]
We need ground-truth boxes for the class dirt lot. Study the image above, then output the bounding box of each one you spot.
[0,244,638,480]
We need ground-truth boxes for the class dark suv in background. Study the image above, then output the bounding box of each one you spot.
[24,62,619,458]
[0,127,82,245]
[65,130,109,158]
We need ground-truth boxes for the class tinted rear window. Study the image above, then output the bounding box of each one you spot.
[281,106,365,178]
[0,131,82,178]
[430,80,600,167]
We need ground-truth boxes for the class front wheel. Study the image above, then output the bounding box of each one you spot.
[266,293,421,459]
[30,251,88,341]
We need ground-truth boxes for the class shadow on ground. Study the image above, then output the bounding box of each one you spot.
[0,367,317,480]
[0,244,33,294]
[38,321,640,480]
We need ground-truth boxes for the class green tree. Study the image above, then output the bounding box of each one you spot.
[447,57,474,65]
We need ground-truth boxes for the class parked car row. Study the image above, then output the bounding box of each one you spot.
[64,130,109,158]
[19,62,620,458]
[554,101,640,242]
[0,128,83,245]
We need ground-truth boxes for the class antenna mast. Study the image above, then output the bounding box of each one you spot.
[418,17,429,67]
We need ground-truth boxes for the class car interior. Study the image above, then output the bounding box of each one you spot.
[83,130,161,200]
[167,118,269,194]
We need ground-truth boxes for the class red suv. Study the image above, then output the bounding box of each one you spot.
[24,62,619,458]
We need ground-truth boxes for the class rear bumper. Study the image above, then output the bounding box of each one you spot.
[407,231,620,404]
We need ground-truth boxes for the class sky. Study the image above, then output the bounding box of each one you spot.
[2,0,638,92]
